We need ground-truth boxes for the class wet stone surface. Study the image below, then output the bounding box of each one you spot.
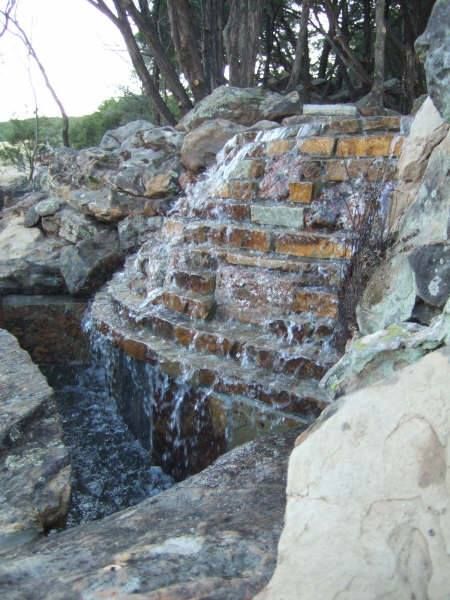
[44,364,173,528]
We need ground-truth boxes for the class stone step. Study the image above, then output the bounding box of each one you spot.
[109,279,337,379]
[167,269,216,295]
[168,246,219,272]
[223,249,346,286]
[162,218,353,260]
[152,288,216,321]
[92,290,332,422]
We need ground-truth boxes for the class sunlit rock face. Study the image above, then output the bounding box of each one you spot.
[0,329,71,552]
[90,109,404,468]
[257,348,450,600]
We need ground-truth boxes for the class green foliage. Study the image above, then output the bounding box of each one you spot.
[0,92,158,152]
[0,118,48,180]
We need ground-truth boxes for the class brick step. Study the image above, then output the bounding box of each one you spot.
[109,278,338,377]
[92,290,332,422]
[223,249,346,284]
[166,268,216,295]
[152,288,215,321]
[162,218,353,260]
[168,247,219,272]
[109,277,338,378]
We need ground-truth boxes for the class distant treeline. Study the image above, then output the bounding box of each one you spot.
[0,93,155,150]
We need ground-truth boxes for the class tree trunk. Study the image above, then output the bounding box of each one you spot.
[201,0,225,91]
[166,0,209,101]
[116,12,176,125]
[370,0,386,108]
[87,0,176,125]
[223,0,266,87]
[123,0,193,113]
[288,0,311,91]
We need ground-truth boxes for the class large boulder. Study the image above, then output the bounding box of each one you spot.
[178,85,301,131]
[0,329,71,551]
[181,119,245,172]
[416,0,450,123]
[257,347,450,600]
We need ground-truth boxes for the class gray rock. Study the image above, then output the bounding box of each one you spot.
[0,429,301,599]
[34,197,61,217]
[23,206,40,227]
[181,119,245,172]
[118,215,163,252]
[322,304,450,399]
[100,120,154,151]
[60,229,122,295]
[397,129,450,250]
[356,254,417,335]
[58,207,103,244]
[178,85,301,131]
[416,0,450,123]
[0,329,70,552]
[409,243,450,307]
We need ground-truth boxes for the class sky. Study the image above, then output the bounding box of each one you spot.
[0,0,139,121]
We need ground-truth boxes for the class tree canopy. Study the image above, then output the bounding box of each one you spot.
[87,0,436,122]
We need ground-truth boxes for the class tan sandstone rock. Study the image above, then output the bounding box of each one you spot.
[257,347,450,600]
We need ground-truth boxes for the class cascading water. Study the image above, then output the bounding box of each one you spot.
[43,316,174,528]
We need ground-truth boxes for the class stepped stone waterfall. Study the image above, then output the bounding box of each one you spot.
[90,113,404,478]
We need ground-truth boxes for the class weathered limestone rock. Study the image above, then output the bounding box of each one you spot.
[178,86,301,131]
[181,119,245,172]
[257,348,450,600]
[0,430,301,600]
[397,129,450,251]
[416,0,450,123]
[322,301,450,399]
[0,329,70,552]
[356,254,416,335]
[390,97,449,228]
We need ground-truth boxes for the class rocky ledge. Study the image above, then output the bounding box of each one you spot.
[0,428,300,600]
[0,329,70,552]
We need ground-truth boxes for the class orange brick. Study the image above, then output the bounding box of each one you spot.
[361,116,401,132]
[298,137,336,156]
[336,135,403,158]
[275,233,350,259]
[293,290,338,318]
[227,227,271,252]
[265,139,294,155]
[289,182,314,203]
[216,180,258,200]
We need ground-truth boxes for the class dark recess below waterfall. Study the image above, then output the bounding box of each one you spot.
[44,364,174,528]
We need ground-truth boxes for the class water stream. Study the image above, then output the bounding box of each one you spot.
[44,359,174,528]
